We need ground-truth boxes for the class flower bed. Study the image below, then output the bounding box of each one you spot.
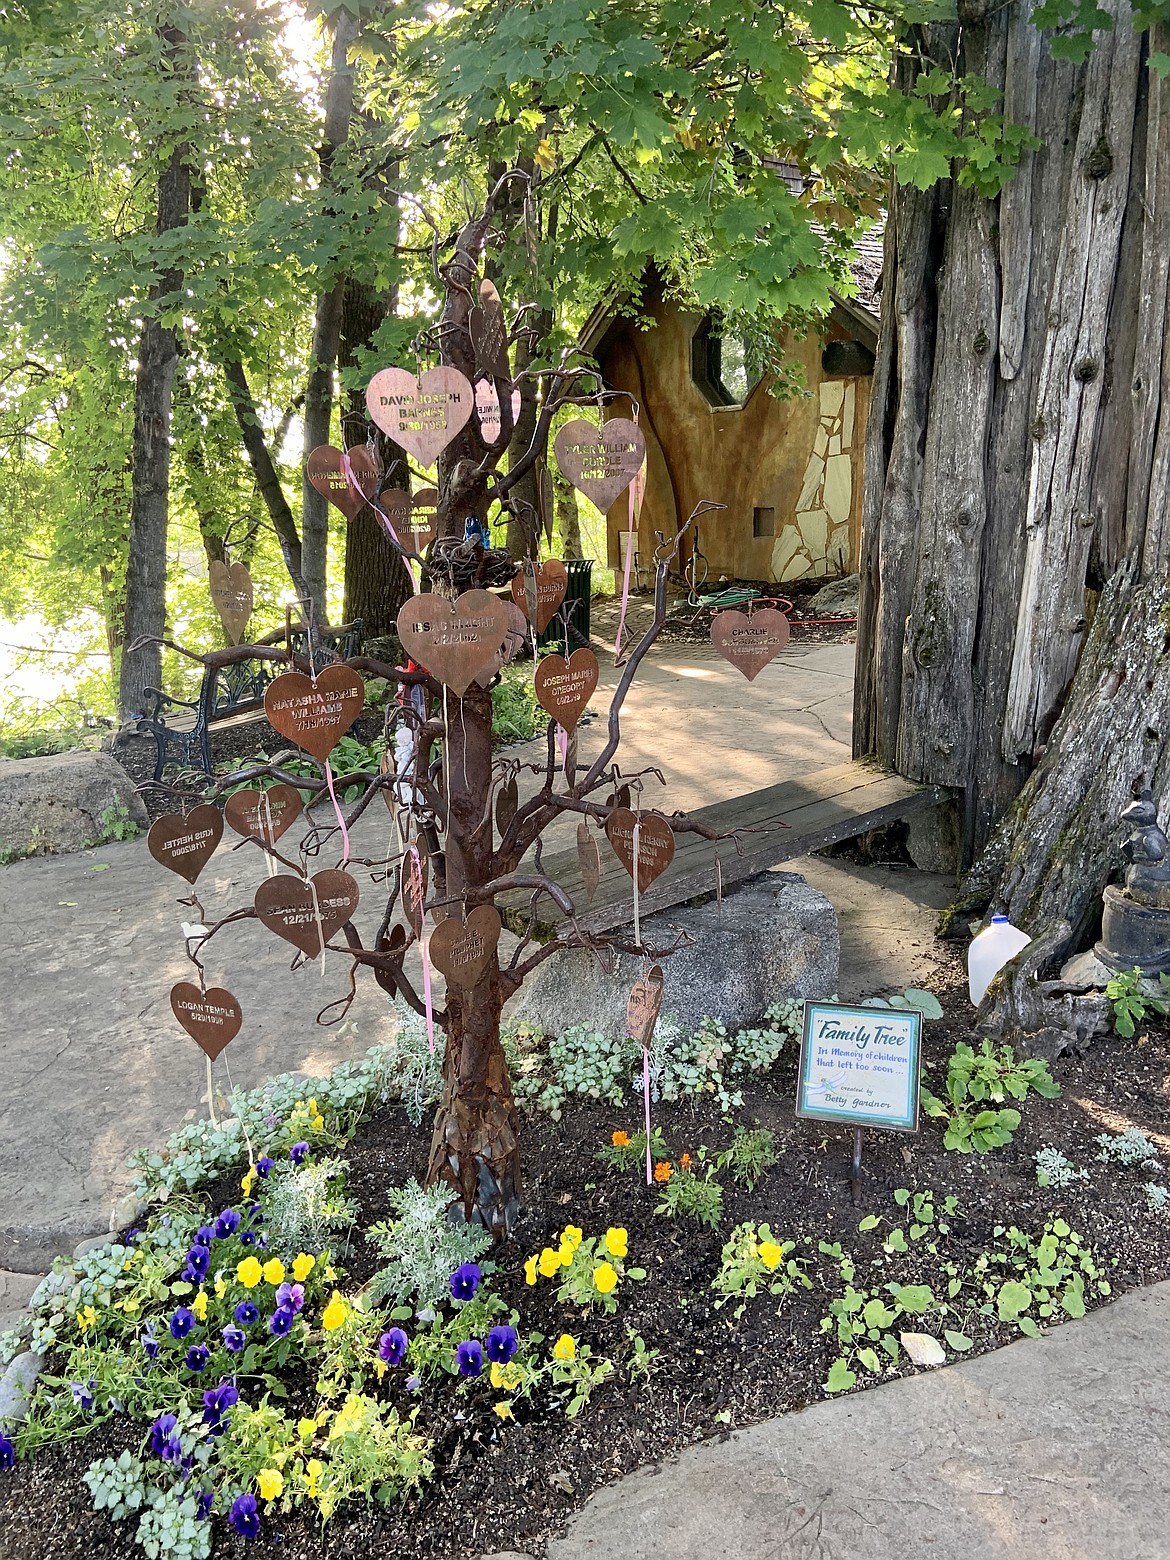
[3,947,1170,1559]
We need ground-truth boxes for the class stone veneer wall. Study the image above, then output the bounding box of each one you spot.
[770,380,856,584]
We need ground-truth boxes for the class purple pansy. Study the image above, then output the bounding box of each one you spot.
[450,1263,481,1302]
[456,1340,484,1378]
[212,1209,240,1240]
[169,1308,195,1341]
[228,1493,260,1539]
[234,1301,259,1327]
[268,1306,294,1338]
[289,1141,309,1165]
[485,1325,518,1364]
[378,1328,409,1367]
[275,1282,304,1315]
[185,1344,210,1373]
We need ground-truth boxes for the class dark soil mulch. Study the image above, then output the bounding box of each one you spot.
[4,946,1170,1559]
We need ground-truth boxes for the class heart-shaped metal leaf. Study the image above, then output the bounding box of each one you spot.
[147,806,224,885]
[208,561,253,645]
[171,982,243,1061]
[223,785,302,845]
[627,965,664,1047]
[254,870,360,959]
[510,559,568,634]
[554,417,646,510]
[305,445,380,520]
[604,808,676,892]
[397,590,510,696]
[366,366,475,468]
[711,608,791,681]
[263,667,365,763]
[429,905,501,989]
[534,648,598,732]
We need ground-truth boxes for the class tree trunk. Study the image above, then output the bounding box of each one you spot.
[425,678,521,1235]
[300,10,360,623]
[855,2,1170,947]
[222,356,307,598]
[947,564,1170,949]
[117,28,190,719]
[338,276,412,636]
[425,204,522,1235]
[554,467,582,559]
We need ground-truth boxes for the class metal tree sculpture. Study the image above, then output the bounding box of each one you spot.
[139,174,761,1236]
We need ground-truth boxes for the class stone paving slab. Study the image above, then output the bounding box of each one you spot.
[508,1281,1170,1560]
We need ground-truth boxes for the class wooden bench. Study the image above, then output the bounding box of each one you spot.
[499,759,950,937]
[137,620,363,782]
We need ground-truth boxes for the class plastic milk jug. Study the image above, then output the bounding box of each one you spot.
[967,914,1032,1005]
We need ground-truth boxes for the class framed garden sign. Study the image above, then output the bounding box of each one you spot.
[796,1001,921,1133]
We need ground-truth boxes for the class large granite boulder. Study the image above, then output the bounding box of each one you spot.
[0,751,147,855]
[505,871,839,1037]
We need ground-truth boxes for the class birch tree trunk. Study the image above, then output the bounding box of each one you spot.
[855,1,1170,951]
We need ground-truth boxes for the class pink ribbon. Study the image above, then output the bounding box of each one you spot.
[408,846,435,1056]
[643,1045,653,1186]
[323,759,351,866]
[341,450,418,593]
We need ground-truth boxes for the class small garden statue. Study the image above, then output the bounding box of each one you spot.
[1096,779,1170,974]
[1119,785,1170,909]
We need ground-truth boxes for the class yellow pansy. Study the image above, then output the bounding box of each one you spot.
[263,1258,286,1286]
[192,1290,208,1322]
[524,1255,538,1286]
[76,1305,97,1333]
[561,1225,583,1253]
[256,1468,283,1502]
[214,1275,226,1299]
[292,1253,315,1283]
[557,1240,575,1267]
[298,1418,317,1441]
[308,1097,319,1115]
[490,1361,522,1391]
[323,1264,336,1282]
[538,1246,562,1278]
[553,1333,577,1361]
[493,1402,514,1421]
[604,1227,628,1259]
[304,1458,323,1499]
[236,1256,263,1289]
[592,1261,618,1295]
[240,1167,257,1197]
[759,1241,784,1272]
[120,1297,140,1316]
[321,1291,347,1332]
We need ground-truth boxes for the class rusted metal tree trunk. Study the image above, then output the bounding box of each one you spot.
[423,206,522,1234]
[855,0,1170,950]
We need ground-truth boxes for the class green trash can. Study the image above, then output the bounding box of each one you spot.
[537,558,593,650]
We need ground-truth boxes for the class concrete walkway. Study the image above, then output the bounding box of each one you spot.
[0,633,956,1298]
[488,1280,1170,1559]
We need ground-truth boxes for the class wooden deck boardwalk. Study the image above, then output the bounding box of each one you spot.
[499,760,949,937]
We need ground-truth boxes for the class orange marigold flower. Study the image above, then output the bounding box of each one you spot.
[679,1152,692,1170]
[653,1161,673,1183]
[612,1130,631,1147]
